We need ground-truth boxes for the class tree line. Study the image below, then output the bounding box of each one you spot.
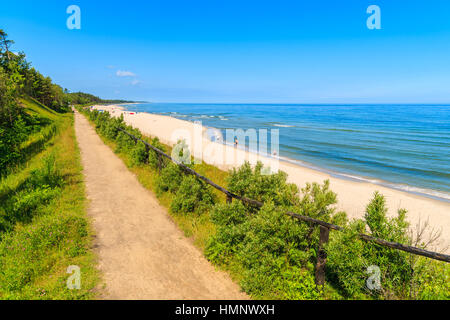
[0,28,130,175]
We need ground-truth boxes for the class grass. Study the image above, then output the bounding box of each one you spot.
[20,96,59,120]
[0,101,99,299]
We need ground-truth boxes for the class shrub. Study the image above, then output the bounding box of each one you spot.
[0,115,28,175]
[102,114,124,140]
[235,203,311,269]
[207,201,318,299]
[297,180,338,221]
[326,192,414,299]
[206,201,248,263]
[275,267,323,300]
[227,161,299,212]
[210,200,248,228]
[155,163,184,196]
[171,139,191,164]
[114,131,135,153]
[130,141,148,166]
[293,180,343,249]
[170,175,216,215]
[148,137,168,170]
[411,258,450,300]
[206,162,344,299]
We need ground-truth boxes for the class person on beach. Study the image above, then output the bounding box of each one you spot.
[234,137,238,147]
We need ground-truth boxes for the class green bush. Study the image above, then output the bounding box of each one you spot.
[114,131,135,153]
[206,162,342,299]
[148,137,168,170]
[274,266,322,300]
[206,201,319,299]
[130,141,148,166]
[206,201,248,263]
[293,180,344,249]
[411,258,450,300]
[101,114,125,140]
[326,192,415,299]
[297,180,338,221]
[155,163,184,195]
[172,139,191,164]
[170,175,216,215]
[227,162,299,212]
[0,116,28,175]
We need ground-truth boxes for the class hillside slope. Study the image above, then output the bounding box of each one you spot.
[0,98,99,299]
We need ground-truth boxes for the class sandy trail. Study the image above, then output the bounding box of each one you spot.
[74,111,247,299]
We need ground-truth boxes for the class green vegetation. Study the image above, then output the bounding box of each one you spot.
[327,192,449,299]
[0,99,99,299]
[0,29,129,177]
[79,106,449,300]
[0,29,100,299]
[65,91,134,106]
[170,175,216,215]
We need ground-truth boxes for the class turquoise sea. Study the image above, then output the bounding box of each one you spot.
[122,103,450,202]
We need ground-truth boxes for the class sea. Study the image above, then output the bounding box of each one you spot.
[121,103,450,202]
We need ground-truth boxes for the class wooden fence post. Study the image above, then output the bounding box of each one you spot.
[226,194,232,204]
[315,225,330,286]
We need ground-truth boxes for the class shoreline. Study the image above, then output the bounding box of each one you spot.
[117,104,450,204]
[90,104,450,252]
[277,155,450,204]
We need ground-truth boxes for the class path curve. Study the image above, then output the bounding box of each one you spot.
[74,111,247,299]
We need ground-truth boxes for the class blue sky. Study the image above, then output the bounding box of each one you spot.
[1,0,450,103]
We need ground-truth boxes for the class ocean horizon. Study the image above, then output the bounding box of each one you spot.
[121,103,450,202]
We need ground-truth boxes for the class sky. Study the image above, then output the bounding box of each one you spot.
[1,0,450,103]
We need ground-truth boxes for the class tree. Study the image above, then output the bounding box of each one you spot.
[0,29,14,61]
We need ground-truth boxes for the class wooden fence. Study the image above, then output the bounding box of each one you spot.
[118,128,450,286]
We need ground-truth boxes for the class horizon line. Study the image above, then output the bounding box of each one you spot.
[118,101,450,106]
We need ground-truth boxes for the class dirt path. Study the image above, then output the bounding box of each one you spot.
[74,111,247,299]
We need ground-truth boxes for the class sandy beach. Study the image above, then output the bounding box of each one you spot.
[92,104,450,252]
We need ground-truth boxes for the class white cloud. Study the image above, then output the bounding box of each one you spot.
[131,79,141,86]
[116,70,136,77]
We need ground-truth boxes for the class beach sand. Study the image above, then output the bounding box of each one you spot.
[91,104,450,253]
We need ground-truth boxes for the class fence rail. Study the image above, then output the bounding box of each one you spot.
[118,128,450,285]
